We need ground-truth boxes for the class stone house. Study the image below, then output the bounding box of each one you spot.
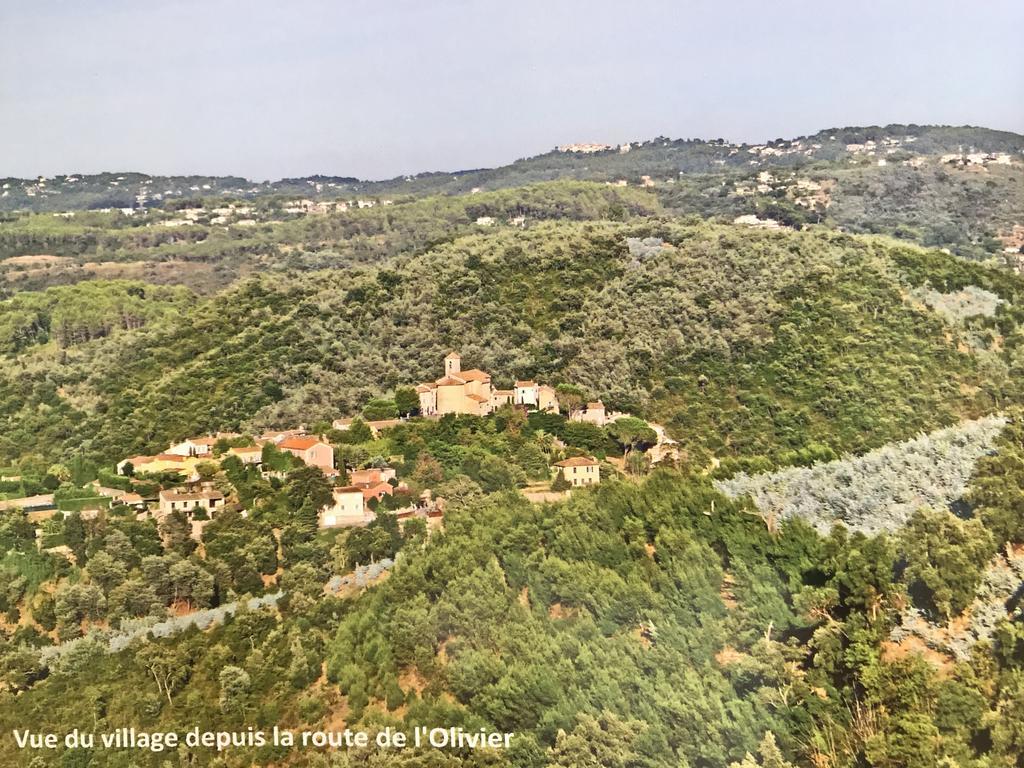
[570,401,608,427]
[157,488,225,518]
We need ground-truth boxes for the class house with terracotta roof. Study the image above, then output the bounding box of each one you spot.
[115,491,147,511]
[258,429,306,445]
[492,389,515,407]
[227,445,263,465]
[359,481,394,505]
[538,385,558,412]
[166,436,216,457]
[117,455,154,475]
[514,381,559,411]
[514,380,538,407]
[344,467,400,504]
[416,352,560,417]
[166,432,244,458]
[553,456,601,487]
[278,436,334,472]
[349,467,397,486]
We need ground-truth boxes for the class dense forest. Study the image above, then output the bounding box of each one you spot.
[2,126,1024,768]
[2,217,1021,471]
[3,449,1024,767]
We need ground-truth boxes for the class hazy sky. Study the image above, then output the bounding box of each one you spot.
[2,0,1022,180]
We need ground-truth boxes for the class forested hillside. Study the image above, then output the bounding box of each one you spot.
[0,280,191,354]
[3,133,1024,768]
[4,453,1024,768]
[2,220,1019,470]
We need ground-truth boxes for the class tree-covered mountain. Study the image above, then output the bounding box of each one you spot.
[2,219,1019,471]
[3,144,1024,768]
[3,434,1024,768]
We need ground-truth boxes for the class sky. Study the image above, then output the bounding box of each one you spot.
[2,0,1022,181]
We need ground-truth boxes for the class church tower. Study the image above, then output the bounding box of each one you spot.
[445,351,461,376]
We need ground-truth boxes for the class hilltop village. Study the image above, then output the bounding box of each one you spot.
[1,353,671,558]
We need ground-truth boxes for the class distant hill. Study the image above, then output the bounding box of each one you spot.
[3,124,1021,267]
[3,124,1021,209]
[0,182,658,296]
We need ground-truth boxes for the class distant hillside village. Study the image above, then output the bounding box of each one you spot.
[1,353,668,558]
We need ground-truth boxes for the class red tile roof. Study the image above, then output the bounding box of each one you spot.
[459,368,491,382]
[279,436,325,451]
[359,482,394,501]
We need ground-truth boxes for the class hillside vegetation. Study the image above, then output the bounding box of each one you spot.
[0,182,658,297]
[3,144,1024,768]
[4,456,1024,767]
[715,415,1008,535]
[3,124,1021,210]
[1,221,1018,470]
[2,125,1022,283]
[0,280,191,354]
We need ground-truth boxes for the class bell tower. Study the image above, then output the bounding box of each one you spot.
[444,351,461,376]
